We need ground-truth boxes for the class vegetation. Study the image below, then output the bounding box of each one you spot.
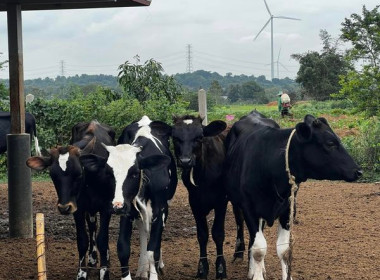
[291,30,349,100]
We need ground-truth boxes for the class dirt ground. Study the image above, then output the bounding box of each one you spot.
[0,180,379,280]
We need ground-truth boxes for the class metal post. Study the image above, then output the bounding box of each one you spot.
[7,134,32,238]
[198,88,207,125]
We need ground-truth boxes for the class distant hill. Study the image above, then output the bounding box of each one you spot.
[0,71,299,99]
[174,70,298,90]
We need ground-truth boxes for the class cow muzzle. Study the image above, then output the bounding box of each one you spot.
[113,202,127,215]
[57,202,77,215]
[178,156,194,168]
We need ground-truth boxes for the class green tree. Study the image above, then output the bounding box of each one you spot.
[0,53,8,99]
[118,56,182,104]
[340,5,380,67]
[227,84,241,103]
[292,30,349,100]
[240,81,266,103]
[334,5,380,116]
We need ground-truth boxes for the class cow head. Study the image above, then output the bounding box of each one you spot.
[26,146,83,215]
[80,144,171,216]
[294,115,362,182]
[171,115,226,168]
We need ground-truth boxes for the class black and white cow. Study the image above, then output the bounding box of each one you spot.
[0,111,41,155]
[26,121,116,280]
[80,116,178,280]
[171,115,232,279]
[224,114,362,280]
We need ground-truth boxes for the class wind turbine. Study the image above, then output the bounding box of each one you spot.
[254,0,300,81]
[271,48,291,79]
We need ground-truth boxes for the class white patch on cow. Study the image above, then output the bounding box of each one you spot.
[89,215,96,223]
[136,219,149,279]
[58,153,69,171]
[121,272,132,280]
[133,125,163,153]
[159,249,165,269]
[104,144,142,207]
[147,250,159,280]
[76,269,87,279]
[183,119,193,125]
[138,115,152,127]
[34,136,42,156]
[277,223,292,280]
[162,212,166,227]
[248,219,267,280]
[99,267,108,280]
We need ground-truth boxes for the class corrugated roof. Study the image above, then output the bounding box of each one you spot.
[0,0,151,11]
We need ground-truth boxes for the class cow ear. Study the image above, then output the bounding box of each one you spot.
[304,115,316,126]
[150,121,172,136]
[203,120,227,137]
[318,117,328,126]
[138,154,171,171]
[80,154,107,173]
[26,156,52,171]
[296,122,312,143]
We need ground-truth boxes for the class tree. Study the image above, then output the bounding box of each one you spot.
[292,30,349,100]
[240,81,266,102]
[118,56,182,104]
[227,84,241,103]
[334,5,380,116]
[0,53,8,99]
[340,5,380,67]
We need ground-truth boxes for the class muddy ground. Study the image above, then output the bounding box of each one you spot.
[0,180,379,280]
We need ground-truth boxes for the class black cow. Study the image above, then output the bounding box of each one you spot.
[0,111,41,155]
[80,115,177,280]
[171,115,232,279]
[26,121,116,280]
[224,114,362,280]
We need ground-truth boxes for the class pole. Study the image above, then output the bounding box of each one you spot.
[198,88,207,125]
[270,17,274,81]
[36,213,47,280]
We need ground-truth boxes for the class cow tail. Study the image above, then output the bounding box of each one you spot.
[33,122,42,156]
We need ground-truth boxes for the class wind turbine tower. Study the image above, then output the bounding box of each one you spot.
[254,0,300,80]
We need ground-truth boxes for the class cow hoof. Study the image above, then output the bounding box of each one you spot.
[158,266,165,276]
[233,252,244,263]
[196,258,209,279]
[77,268,88,280]
[99,267,109,280]
[215,256,227,279]
[88,251,98,267]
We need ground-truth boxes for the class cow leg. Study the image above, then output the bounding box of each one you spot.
[74,211,89,280]
[97,211,112,280]
[85,213,98,267]
[277,216,293,280]
[212,203,227,279]
[147,205,166,280]
[245,217,266,280]
[136,218,149,280]
[232,205,245,262]
[194,214,209,279]
[117,216,134,280]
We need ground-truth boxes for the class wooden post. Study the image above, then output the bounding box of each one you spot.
[36,213,47,280]
[198,88,207,125]
[7,3,25,134]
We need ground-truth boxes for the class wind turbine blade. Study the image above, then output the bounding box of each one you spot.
[274,16,301,21]
[263,0,272,15]
[279,62,290,72]
[254,18,271,41]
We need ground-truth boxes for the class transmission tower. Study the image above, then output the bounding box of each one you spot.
[186,44,193,73]
[60,60,65,76]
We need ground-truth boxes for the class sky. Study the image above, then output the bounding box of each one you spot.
[0,0,377,81]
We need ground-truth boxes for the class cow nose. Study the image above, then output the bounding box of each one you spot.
[113,202,125,215]
[57,204,71,215]
[179,157,192,167]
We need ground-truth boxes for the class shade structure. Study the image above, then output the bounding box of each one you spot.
[0,0,151,11]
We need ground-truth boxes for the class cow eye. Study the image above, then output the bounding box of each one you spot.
[131,173,139,179]
[326,140,338,149]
